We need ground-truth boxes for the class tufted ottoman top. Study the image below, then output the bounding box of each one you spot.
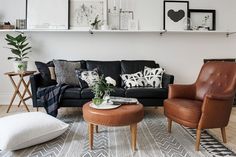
[83,102,144,126]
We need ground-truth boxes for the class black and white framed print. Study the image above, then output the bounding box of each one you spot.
[189,9,216,31]
[70,0,107,30]
[163,1,189,30]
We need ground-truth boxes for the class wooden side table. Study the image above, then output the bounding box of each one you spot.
[5,71,36,113]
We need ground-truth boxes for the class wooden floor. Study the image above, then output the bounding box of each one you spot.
[0,105,235,152]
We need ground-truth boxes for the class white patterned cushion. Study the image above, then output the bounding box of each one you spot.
[121,72,148,88]
[143,66,165,88]
[75,69,99,88]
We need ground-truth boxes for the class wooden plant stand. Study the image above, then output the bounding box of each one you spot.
[5,71,36,113]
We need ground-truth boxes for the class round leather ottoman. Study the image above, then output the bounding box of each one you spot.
[83,102,144,151]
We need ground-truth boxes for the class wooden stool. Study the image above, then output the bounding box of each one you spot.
[5,71,36,113]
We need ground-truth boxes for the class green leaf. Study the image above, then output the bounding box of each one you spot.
[15,34,23,42]
[19,43,29,49]
[7,42,18,47]
[22,47,31,52]
[6,34,16,41]
[11,49,21,56]
[22,56,29,60]
[5,38,16,45]
[22,52,28,57]
[8,57,19,60]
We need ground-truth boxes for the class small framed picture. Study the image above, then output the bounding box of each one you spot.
[163,1,189,30]
[120,11,133,30]
[189,9,216,31]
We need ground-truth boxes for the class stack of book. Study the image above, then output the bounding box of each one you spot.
[109,96,138,105]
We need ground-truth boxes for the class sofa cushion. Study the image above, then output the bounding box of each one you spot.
[144,66,165,88]
[75,68,99,88]
[121,71,148,88]
[62,87,81,99]
[81,87,125,99]
[53,60,82,86]
[121,60,158,74]
[86,61,121,87]
[35,61,57,87]
[125,87,168,98]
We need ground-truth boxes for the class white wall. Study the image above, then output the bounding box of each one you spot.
[0,0,236,105]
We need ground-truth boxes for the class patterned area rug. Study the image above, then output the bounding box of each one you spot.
[0,111,235,157]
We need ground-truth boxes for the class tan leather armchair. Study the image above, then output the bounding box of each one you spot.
[164,61,236,151]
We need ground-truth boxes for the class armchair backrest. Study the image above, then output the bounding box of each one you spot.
[195,62,236,101]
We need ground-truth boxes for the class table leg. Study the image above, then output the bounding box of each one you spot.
[17,78,31,108]
[95,125,98,133]
[130,123,137,151]
[7,76,22,113]
[89,123,94,150]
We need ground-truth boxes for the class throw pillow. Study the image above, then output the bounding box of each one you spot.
[0,112,69,151]
[75,69,99,88]
[143,66,165,88]
[35,61,57,86]
[53,60,81,86]
[121,71,148,88]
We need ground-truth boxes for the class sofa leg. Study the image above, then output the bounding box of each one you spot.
[168,118,172,133]
[36,107,39,112]
[195,129,201,151]
[221,127,227,143]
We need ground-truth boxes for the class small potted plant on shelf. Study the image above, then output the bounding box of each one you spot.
[92,76,116,105]
[5,33,32,73]
[90,15,101,30]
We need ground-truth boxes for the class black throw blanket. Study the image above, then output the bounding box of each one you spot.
[37,84,69,117]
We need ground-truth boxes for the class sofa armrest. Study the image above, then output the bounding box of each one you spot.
[162,73,174,89]
[30,73,43,107]
[168,84,196,99]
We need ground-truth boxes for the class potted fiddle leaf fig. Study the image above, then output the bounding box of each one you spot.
[5,33,32,72]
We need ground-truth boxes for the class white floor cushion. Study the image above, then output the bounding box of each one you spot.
[0,112,69,151]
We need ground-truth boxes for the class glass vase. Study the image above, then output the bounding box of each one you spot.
[92,97,104,106]
[103,91,111,103]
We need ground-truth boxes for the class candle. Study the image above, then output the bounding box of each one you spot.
[119,0,122,10]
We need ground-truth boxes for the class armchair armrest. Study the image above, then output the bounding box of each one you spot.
[199,92,235,129]
[168,84,195,99]
[206,92,235,100]
[162,73,174,89]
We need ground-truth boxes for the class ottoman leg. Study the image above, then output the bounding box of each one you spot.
[89,123,94,149]
[130,123,137,151]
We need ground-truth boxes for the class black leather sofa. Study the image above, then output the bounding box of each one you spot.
[30,60,174,108]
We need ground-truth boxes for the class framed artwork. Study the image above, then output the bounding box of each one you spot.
[26,0,69,29]
[163,1,189,30]
[119,11,133,30]
[70,0,107,30]
[189,9,216,31]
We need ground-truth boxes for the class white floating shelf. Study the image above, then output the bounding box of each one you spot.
[165,30,230,33]
[0,29,235,36]
[0,29,164,33]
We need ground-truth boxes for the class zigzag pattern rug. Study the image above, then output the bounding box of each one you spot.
[0,112,235,157]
